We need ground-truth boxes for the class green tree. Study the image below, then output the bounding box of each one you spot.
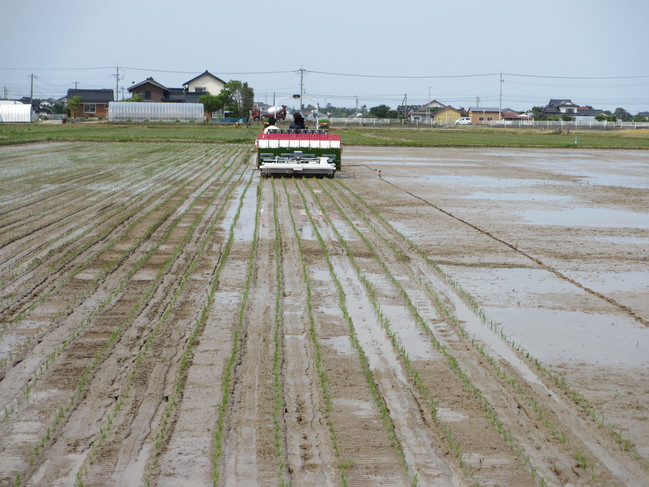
[633,114,648,122]
[219,80,254,118]
[124,93,143,102]
[614,107,632,122]
[369,104,391,118]
[529,106,544,119]
[67,96,81,117]
[50,102,66,114]
[198,93,225,116]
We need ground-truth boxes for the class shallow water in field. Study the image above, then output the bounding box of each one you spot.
[466,191,573,203]
[488,307,648,366]
[520,207,649,229]
[221,182,257,242]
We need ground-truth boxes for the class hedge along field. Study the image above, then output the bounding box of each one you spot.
[2,122,649,148]
[0,141,648,486]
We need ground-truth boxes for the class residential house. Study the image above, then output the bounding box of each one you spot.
[66,89,114,118]
[467,107,502,124]
[183,70,226,95]
[409,100,447,123]
[501,109,534,123]
[128,78,167,102]
[543,99,580,116]
[430,106,462,125]
[542,99,608,120]
[128,70,225,103]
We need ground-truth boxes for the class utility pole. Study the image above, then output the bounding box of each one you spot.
[297,67,307,112]
[30,73,36,103]
[476,95,480,108]
[499,72,503,122]
[113,64,123,101]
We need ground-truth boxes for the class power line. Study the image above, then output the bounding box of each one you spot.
[4,66,648,80]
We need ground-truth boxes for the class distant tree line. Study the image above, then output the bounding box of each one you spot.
[529,106,647,122]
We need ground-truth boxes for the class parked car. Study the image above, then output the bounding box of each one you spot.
[455,117,472,125]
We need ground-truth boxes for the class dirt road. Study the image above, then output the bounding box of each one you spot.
[0,143,647,486]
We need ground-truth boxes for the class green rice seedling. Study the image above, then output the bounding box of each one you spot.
[211,171,259,486]
[315,180,556,485]
[16,149,246,483]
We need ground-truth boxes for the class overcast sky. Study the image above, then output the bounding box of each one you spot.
[2,0,648,113]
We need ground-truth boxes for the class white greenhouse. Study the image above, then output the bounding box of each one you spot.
[0,103,36,123]
[108,102,205,122]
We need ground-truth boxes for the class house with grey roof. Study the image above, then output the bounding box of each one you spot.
[128,71,224,103]
[182,70,226,95]
[542,99,608,120]
[543,99,580,116]
[467,107,502,124]
[409,100,448,123]
[66,89,114,118]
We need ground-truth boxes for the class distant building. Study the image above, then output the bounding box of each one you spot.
[542,99,608,119]
[66,89,114,118]
[543,99,580,116]
[128,70,225,103]
[467,107,502,124]
[430,106,462,125]
[182,70,226,95]
[409,100,448,123]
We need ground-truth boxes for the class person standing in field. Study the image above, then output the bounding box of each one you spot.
[289,113,306,131]
[264,117,280,133]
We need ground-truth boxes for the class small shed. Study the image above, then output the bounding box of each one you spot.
[0,103,35,123]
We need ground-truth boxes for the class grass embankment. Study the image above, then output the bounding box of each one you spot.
[1,122,649,148]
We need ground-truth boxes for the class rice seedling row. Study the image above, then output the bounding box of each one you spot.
[0,145,206,319]
[0,145,247,484]
[0,147,226,373]
[321,175,648,485]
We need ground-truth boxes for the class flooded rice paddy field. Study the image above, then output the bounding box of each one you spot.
[0,142,647,486]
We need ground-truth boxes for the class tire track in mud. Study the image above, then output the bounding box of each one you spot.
[152,165,255,487]
[77,154,252,487]
[275,178,341,486]
[0,147,249,485]
[291,179,429,486]
[381,179,649,328]
[317,176,648,486]
[219,177,278,485]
